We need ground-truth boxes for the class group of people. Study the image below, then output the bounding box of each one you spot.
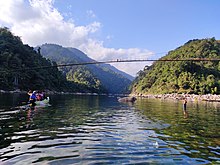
[28,90,46,105]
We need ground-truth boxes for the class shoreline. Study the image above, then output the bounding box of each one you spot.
[0,89,128,97]
[1,89,220,103]
[130,93,220,102]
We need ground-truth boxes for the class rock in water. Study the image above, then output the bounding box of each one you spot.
[118,97,137,103]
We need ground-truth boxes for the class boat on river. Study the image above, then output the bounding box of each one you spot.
[35,97,50,105]
[19,97,50,110]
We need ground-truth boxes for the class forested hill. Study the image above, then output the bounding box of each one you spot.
[131,38,220,95]
[0,27,71,92]
[38,44,132,94]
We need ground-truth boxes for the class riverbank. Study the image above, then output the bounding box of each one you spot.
[131,93,220,102]
[0,89,127,97]
[2,89,220,102]
[0,89,102,95]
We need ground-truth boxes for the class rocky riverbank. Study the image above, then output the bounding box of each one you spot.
[0,89,127,96]
[2,90,220,102]
[131,93,220,102]
[0,89,102,95]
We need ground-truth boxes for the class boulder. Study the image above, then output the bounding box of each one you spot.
[118,97,137,103]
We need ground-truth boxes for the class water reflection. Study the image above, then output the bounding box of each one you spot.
[183,109,189,118]
[135,98,220,164]
[0,93,28,108]
[0,94,219,164]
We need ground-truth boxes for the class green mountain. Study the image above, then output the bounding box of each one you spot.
[0,27,72,92]
[38,44,132,94]
[131,38,220,95]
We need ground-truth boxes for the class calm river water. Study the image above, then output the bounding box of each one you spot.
[0,93,219,164]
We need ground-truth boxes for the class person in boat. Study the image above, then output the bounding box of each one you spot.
[36,92,40,101]
[28,90,37,105]
[36,91,42,101]
[39,91,46,100]
[36,91,46,101]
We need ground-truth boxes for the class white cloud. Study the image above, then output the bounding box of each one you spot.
[87,10,96,18]
[79,39,153,76]
[0,0,153,76]
[0,0,41,27]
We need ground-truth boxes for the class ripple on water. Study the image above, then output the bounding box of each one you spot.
[0,97,215,165]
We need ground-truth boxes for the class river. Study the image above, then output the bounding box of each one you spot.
[0,93,219,164]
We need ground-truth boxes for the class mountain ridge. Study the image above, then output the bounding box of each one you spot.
[38,43,132,94]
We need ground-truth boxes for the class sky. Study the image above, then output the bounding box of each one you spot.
[0,0,220,76]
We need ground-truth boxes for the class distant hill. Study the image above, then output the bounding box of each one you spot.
[131,38,220,95]
[66,48,134,81]
[38,44,132,94]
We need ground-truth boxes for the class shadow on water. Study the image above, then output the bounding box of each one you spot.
[0,93,29,108]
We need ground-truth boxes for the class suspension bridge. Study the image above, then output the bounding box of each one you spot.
[0,58,220,73]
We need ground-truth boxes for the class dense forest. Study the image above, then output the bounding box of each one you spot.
[0,27,102,92]
[0,27,70,92]
[0,27,131,94]
[131,38,220,95]
[3,27,220,95]
[39,44,132,94]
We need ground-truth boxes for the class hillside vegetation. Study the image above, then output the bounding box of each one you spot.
[131,38,220,95]
[0,27,70,92]
[0,27,132,94]
[39,44,132,94]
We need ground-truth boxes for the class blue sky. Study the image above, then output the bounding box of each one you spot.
[0,0,220,76]
[54,0,220,56]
